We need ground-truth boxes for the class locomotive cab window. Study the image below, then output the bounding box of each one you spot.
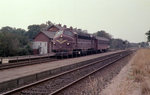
[54,30,63,38]
[63,31,73,36]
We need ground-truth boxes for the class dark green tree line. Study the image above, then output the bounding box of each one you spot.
[0,26,32,57]
[94,30,132,49]
[93,30,112,39]
[146,30,150,42]
[0,21,52,57]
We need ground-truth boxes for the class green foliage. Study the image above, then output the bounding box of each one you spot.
[93,30,141,49]
[0,21,51,57]
[0,21,52,57]
[110,39,126,49]
[145,30,150,42]
[0,27,32,57]
[26,25,41,40]
[138,42,149,48]
[25,23,52,40]
[93,30,112,39]
[1,26,26,35]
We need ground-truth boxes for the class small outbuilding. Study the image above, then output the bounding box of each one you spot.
[32,24,63,54]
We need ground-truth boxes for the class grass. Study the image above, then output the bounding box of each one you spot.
[108,49,150,95]
[131,49,150,95]
[81,77,103,95]
[85,49,150,95]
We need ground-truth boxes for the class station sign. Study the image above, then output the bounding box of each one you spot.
[2,59,9,64]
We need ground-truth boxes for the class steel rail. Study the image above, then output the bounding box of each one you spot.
[0,51,121,70]
[51,51,132,95]
[1,50,132,95]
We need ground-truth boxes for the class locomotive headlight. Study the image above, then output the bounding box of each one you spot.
[67,42,70,45]
[53,42,55,45]
[60,35,63,38]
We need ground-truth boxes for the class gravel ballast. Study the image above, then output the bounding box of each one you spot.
[56,53,134,95]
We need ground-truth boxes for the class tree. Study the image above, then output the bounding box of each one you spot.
[110,38,127,49]
[26,22,52,40]
[0,21,54,56]
[138,42,149,48]
[0,26,32,57]
[0,26,26,35]
[0,32,20,56]
[40,23,48,31]
[46,21,53,26]
[93,30,112,39]
[26,25,41,40]
[145,30,150,41]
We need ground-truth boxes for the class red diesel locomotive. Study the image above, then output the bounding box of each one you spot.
[52,28,110,55]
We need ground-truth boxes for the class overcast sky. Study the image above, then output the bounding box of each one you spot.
[0,0,150,43]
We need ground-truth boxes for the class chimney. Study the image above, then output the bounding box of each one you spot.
[74,28,77,31]
[70,26,73,30]
[78,29,82,31]
[63,25,67,28]
[58,24,61,27]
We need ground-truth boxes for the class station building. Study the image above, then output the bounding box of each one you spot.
[32,24,66,54]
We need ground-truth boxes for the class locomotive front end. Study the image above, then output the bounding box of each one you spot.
[53,30,75,55]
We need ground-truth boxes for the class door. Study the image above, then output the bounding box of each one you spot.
[49,42,52,53]
[39,42,47,54]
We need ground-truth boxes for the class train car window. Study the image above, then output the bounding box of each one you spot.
[98,40,108,44]
[54,31,63,38]
[64,31,73,36]
[78,35,91,40]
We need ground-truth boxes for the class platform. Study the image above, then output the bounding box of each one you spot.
[0,53,55,64]
[0,50,124,93]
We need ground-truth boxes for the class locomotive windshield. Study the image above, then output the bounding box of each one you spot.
[64,31,73,36]
[54,30,74,38]
[54,30,63,38]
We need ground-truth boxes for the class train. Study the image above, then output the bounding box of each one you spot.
[52,28,110,55]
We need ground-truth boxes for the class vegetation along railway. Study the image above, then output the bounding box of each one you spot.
[1,50,133,95]
[0,27,110,69]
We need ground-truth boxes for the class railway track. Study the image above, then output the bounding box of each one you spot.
[0,50,112,70]
[1,50,133,95]
[0,52,94,70]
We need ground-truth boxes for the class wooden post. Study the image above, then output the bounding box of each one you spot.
[17,57,18,63]
[0,57,2,64]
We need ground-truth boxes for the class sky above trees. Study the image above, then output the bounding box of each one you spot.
[0,0,150,42]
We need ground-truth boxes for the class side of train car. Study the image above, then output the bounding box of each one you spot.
[52,28,110,55]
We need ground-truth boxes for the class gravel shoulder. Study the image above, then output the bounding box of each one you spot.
[100,53,136,95]
[56,51,134,95]
[101,49,150,95]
